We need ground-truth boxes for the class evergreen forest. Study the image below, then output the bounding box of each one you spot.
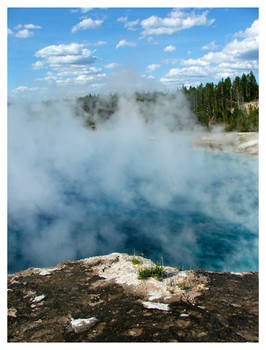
[182,71,258,131]
[77,71,258,132]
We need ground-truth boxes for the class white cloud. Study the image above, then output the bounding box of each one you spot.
[88,67,102,73]
[12,86,39,93]
[115,40,136,49]
[125,19,139,31]
[35,43,91,58]
[34,43,97,72]
[55,78,72,85]
[70,8,94,14]
[32,61,44,70]
[45,54,92,65]
[104,63,118,69]
[74,73,107,85]
[162,66,208,81]
[72,18,103,33]
[38,66,102,79]
[36,72,57,81]
[142,74,155,80]
[95,40,107,46]
[141,9,214,36]
[161,19,258,86]
[160,66,214,87]
[117,16,128,22]
[81,8,93,13]
[235,19,258,38]
[11,23,41,38]
[147,64,160,72]
[164,45,176,52]
[15,29,34,38]
[8,28,13,35]
[24,24,42,29]
[180,21,258,67]
[13,24,22,30]
[37,69,106,88]
[117,16,141,31]
[33,42,107,89]
[14,23,41,30]
[47,71,106,86]
[201,40,218,51]
[162,58,180,65]
[146,36,159,45]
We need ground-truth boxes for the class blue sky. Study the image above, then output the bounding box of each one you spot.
[7,6,259,98]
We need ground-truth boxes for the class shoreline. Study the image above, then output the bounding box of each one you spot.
[192,131,258,155]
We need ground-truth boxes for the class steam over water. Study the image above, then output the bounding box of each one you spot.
[8,96,258,273]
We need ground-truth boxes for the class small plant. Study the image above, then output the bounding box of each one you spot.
[132,257,140,265]
[177,282,186,290]
[175,266,182,272]
[138,264,166,280]
[131,248,140,265]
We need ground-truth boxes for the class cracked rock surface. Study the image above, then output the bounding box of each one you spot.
[8,253,258,342]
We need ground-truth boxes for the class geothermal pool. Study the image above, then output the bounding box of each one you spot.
[8,149,258,273]
[8,101,258,273]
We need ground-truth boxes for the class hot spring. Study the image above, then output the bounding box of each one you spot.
[8,97,258,273]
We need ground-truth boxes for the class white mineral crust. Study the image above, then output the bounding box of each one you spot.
[32,295,45,303]
[67,317,99,334]
[141,301,170,311]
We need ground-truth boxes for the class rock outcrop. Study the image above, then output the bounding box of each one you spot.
[8,253,258,342]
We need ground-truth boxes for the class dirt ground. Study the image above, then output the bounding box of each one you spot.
[8,254,258,342]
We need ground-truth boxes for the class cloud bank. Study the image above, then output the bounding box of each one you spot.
[31,43,104,91]
[10,11,258,98]
[161,19,258,85]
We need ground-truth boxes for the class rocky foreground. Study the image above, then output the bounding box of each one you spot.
[8,253,258,342]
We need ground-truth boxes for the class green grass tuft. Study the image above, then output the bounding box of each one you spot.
[138,265,165,280]
[175,266,182,271]
[131,258,140,265]
[177,282,186,290]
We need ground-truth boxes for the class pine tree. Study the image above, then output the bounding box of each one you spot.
[232,76,242,107]
[240,73,249,101]
[180,72,258,131]
[247,71,258,101]
[224,77,232,110]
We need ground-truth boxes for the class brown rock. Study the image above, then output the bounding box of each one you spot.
[7,253,258,342]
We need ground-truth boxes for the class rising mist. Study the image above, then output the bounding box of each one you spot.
[8,90,258,273]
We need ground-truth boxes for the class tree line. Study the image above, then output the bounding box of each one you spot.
[77,71,258,132]
[181,71,259,131]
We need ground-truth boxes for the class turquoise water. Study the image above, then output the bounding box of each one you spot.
[8,150,258,273]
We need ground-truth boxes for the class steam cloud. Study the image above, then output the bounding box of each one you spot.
[8,91,258,273]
